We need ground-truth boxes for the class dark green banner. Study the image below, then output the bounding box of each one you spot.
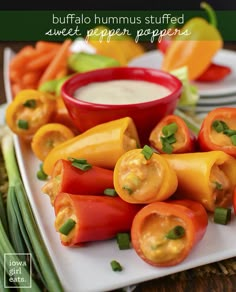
[0,10,235,42]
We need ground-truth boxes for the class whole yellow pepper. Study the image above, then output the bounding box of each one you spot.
[161,2,223,80]
[43,117,140,175]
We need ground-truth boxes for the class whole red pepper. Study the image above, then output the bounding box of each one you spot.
[41,159,114,205]
[131,199,208,267]
[196,63,232,82]
[149,114,196,154]
[54,192,143,246]
[198,107,236,158]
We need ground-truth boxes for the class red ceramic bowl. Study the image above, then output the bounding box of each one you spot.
[61,67,182,144]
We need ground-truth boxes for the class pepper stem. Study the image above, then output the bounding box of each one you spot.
[200,2,217,27]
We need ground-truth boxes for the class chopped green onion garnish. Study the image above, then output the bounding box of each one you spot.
[162,122,178,137]
[37,163,48,180]
[141,145,154,160]
[212,121,236,146]
[17,119,29,130]
[59,218,76,235]
[23,99,36,108]
[116,233,130,250]
[212,120,229,133]
[37,170,48,180]
[214,181,223,190]
[122,185,133,194]
[231,135,236,146]
[223,129,236,136]
[110,260,123,272]
[166,225,185,239]
[214,207,231,225]
[68,157,92,171]
[104,188,117,196]
[162,143,173,154]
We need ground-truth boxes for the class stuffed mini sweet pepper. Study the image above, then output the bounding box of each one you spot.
[43,117,140,175]
[149,114,196,154]
[42,159,114,205]
[54,192,142,246]
[198,107,236,158]
[114,145,178,204]
[131,199,208,267]
[162,151,236,212]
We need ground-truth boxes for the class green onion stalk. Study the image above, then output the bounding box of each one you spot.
[1,133,63,292]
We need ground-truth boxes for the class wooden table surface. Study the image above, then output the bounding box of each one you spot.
[1,41,236,292]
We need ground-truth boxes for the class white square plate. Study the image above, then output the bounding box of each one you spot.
[3,47,236,292]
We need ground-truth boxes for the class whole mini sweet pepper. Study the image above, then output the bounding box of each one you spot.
[114,146,178,204]
[162,151,236,212]
[54,192,143,246]
[42,159,114,205]
[198,107,236,158]
[131,199,208,267]
[43,117,140,175]
[161,2,223,80]
[6,89,56,140]
[149,114,196,154]
[196,63,232,82]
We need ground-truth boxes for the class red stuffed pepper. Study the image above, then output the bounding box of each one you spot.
[198,107,236,158]
[149,114,196,154]
[54,192,143,246]
[131,199,208,267]
[42,158,114,205]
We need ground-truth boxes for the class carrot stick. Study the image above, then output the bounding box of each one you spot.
[10,46,35,70]
[9,69,22,83]
[26,48,59,71]
[38,39,72,85]
[35,41,61,52]
[22,71,43,87]
[11,82,23,97]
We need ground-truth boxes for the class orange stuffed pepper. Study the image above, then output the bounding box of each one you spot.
[114,146,178,204]
[162,151,236,212]
[149,114,196,154]
[198,107,236,158]
[131,199,208,267]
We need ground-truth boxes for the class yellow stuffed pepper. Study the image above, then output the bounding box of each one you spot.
[114,146,178,204]
[6,89,56,140]
[43,117,140,175]
[162,151,236,212]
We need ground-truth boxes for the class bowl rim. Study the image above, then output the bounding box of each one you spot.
[61,66,182,109]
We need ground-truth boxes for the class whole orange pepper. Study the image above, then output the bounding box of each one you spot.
[43,117,140,175]
[114,147,178,204]
[162,151,236,212]
[161,2,223,80]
